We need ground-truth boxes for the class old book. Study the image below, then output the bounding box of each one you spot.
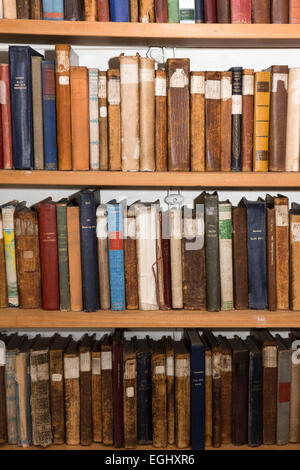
[269,66,288,171]
[130,0,138,20]
[195,0,204,22]
[271,0,288,22]
[97,0,110,20]
[253,71,271,172]
[120,55,139,172]
[79,334,95,446]
[190,71,205,171]
[99,71,108,171]
[156,207,166,309]
[179,0,195,22]
[274,195,289,310]
[205,71,221,171]
[161,211,172,309]
[30,336,53,447]
[204,0,216,22]
[0,1,3,18]
[276,335,291,446]
[265,195,277,311]
[151,339,167,448]
[30,0,42,18]
[220,71,232,171]
[71,67,89,170]
[155,69,167,171]
[140,0,155,21]
[64,339,80,445]
[88,68,99,170]
[123,339,137,449]
[174,340,190,449]
[0,215,7,308]
[42,60,57,170]
[232,207,248,309]
[31,56,44,170]
[167,58,190,171]
[200,333,212,447]
[139,57,155,171]
[155,0,168,21]
[170,206,183,309]
[246,335,263,447]
[216,0,230,22]
[107,69,121,171]
[218,336,232,445]
[252,0,270,22]
[42,0,64,20]
[242,69,254,171]
[289,330,300,442]
[112,329,124,448]
[290,203,300,310]
[2,202,21,307]
[0,64,13,169]
[55,45,79,170]
[164,336,175,445]
[66,204,83,312]
[231,0,251,22]
[0,338,6,444]
[168,0,180,21]
[218,201,234,311]
[290,0,300,22]
[91,340,102,443]
[230,67,242,171]
[15,207,42,309]
[96,205,111,310]
[110,0,129,20]
[137,338,152,444]
[3,0,16,18]
[100,334,113,445]
[84,0,97,20]
[16,1,30,19]
[64,0,84,19]
[286,68,300,171]
[49,334,71,445]
[124,204,139,310]
[56,200,70,311]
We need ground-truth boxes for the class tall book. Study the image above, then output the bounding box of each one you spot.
[66,204,83,312]
[100,334,114,445]
[64,0,84,19]
[30,0,43,18]
[290,0,300,23]
[85,0,97,20]
[167,0,180,22]
[290,203,300,310]
[0,214,7,308]
[218,336,232,445]
[195,0,204,22]
[56,200,70,311]
[0,64,13,169]
[274,195,289,310]
[99,71,108,170]
[217,0,230,22]
[64,339,80,445]
[155,69,167,171]
[200,333,212,447]
[164,336,175,445]
[124,204,138,310]
[190,71,205,171]
[252,0,271,22]
[220,70,232,171]
[97,0,110,20]
[96,205,111,310]
[151,339,167,448]
[169,206,183,309]
[42,60,58,170]
[286,68,300,171]
[205,71,221,171]
[232,206,249,309]
[0,1,2,18]
[112,329,124,448]
[253,71,271,172]
[275,335,291,446]
[204,0,216,22]
[136,338,152,445]
[42,0,64,19]
[140,0,155,21]
[31,56,44,170]
[3,0,16,18]
[289,330,300,442]
[130,0,138,20]
[174,340,190,449]
[123,339,137,449]
[110,0,130,20]
[91,340,102,443]
[0,338,6,444]
[155,0,168,21]
[88,68,99,171]
[269,66,288,171]
[245,335,263,447]
[9,46,43,169]
[139,57,155,171]
[265,195,277,311]
[167,58,190,171]
[70,66,89,170]
[79,334,94,446]
[179,0,195,23]
[241,69,254,171]
[161,211,172,310]
[271,0,288,23]
[230,67,242,171]
[107,69,121,171]
[218,201,234,311]
[2,201,20,307]
[155,209,166,310]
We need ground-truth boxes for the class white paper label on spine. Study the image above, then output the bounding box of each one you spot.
[0,220,3,239]
[0,81,6,105]
[232,94,242,115]
[120,64,139,85]
[221,77,232,101]
[190,75,205,95]
[59,76,69,86]
[272,73,288,93]
[101,351,112,370]
[0,341,5,366]
[212,352,221,379]
[205,356,212,376]
[64,357,79,379]
[31,362,49,383]
[242,75,254,96]
[275,205,288,227]
[52,373,62,382]
[108,78,120,105]
[100,106,107,118]
[221,354,232,372]
[176,358,190,378]
[155,77,167,97]
[292,222,300,242]
[80,352,91,372]
[263,347,277,368]
[124,359,136,380]
[205,80,220,100]
[155,365,165,375]
[170,69,189,88]
[167,357,174,376]
[140,68,154,83]
[98,75,107,99]
[126,386,134,398]
[92,357,101,375]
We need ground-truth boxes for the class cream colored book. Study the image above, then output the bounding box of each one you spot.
[88,68,99,171]
[286,68,300,172]
[3,0,16,18]
[0,1,3,18]
[96,205,110,310]
[170,207,183,309]
[2,202,19,307]
[139,57,155,171]
[218,201,234,311]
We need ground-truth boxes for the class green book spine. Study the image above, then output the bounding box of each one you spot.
[56,204,70,311]
[168,0,180,22]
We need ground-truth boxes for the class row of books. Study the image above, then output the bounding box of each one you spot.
[1,328,300,450]
[1,190,300,313]
[2,0,300,25]
[2,46,300,172]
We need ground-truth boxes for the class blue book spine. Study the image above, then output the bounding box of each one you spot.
[248,352,263,447]
[195,0,204,22]
[109,0,130,21]
[9,46,43,170]
[42,0,64,20]
[190,344,205,450]
[42,61,58,170]
[137,352,152,444]
[107,204,126,310]
[247,202,268,309]
[79,192,99,312]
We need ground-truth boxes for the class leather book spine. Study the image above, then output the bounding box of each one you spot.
[166,344,175,444]
[55,45,72,170]
[0,216,7,308]
[262,345,277,444]
[88,69,99,171]
[167,58,190,171]
[277,347,291,445]
[290,212,300,310]
[205,348,213,447]
[16,0,30,18]
[0,343,6,444]
[204,0,216,22]
[286,68,300,171]
[290,0,300,23]
[101,344,114,445]
[232,348,249,445]
[205,71,221,171]
[220,71,232,171]
[274,196,289,310]
[15,352,32,447]
[190,71,205,171]
[269,66,288,171]
[15,210,42,309]
[42,0,64,20]
[252,0,270,23]
[204,194,221,311]
[140,0,155,21]
[220,348,232,444]
[232,207,249,309]
[99,71,109,171]
[31,56,44,170]
[80,347,92,445]
[42,60,58,170]
[84,0,97,20]
[195,0,204,22]
[38,203,60,311]
[231,0,251,22]
[97,0,110,20]
[0,64,13,169]
[139,57,155,171]
[30,0,42,18]
[123,348,137,448]
[248,349,263,447]
[170,207,183,309]
[2,205,18,307]
[253,71,271,171]
[49,350,65,444]
[3,0,16,18]
[151,351,167,448]
[67,206,83,312]
[175,349,190,448]
[96,206,111,310]
[155,69,167,171]
[91,349,102,442]
[155,0,168,21]
[107,69,121,171]
[30,349,53,447]
[167,0,180,21]
[162,212,172,309]
[219,202,234,310]
[242,69,254,171]
[217,0,230,22]
[64,0,84,20]
[120,55,139,172]
[112,338,124,448]
[289,342,300,441]
[212,348,222,447]
[130,0,138,21]
[64,352,80,445]
[107,203,126,310]
[56,204,70,311]
[109,0,130,20]
[71,67,89,170]
[5,351,18,443]
[124,209,139,310]
[231,67,242,171]
[266,206,277,311]
[137,351,152,444]
[271,0,288,23]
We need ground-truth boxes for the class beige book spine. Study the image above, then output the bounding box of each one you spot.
[99,71,109,170]
[190,71,205,172]
[139,57,155,171]
[64,354,80,445]
[219,202,234,311]
[108,69,121,171]
[3,0,16,18]
[290,213,300,311]
[175,352,190,449]
[88,68,99,171]
[286,68,300,171]
[92,350,102,443]
[15,353,29,448]
[156,212,165,308]
[289,345,300,442]
[151,352,167,448]
[170,207,183,309]
[31,56,44,170]
[96,206,111,310]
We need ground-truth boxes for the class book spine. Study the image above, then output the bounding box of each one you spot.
[64,0,84,19]
[217,0,230,22]
[212,349,222,447]
[290,213,300,310]
[42,60,58,170]
[220,349,232,445]
[49,350,65,444]
[0,216,7,308]
[112,340,124,447]
[155,69,167,171]
[205,194,221,311]
[30,0,42,18]
[155,0,168,21]
[96,207,111,310]
[179,0,195,23]
[137,353,152,444]
[190,71,205,171]
[140,0,155,22]
[232,350,249,445]
[42,0,64,19]
[129,0,138,20]
[101,346,114,445]
[195,0,204,22]
[2,206,19,307]
[274,197,289,309]
[162,212,172,309]
[156,211,166,309]
[97,0,110,20]
[109,0,129,20]
[152,353,167,447]
[242,69,254,171]
[88,69,100,171]
[107,69,121,171]
[3,0,16,18]
[252,0,271,23]
[231,67,242,171]
[231,0,251,23]
[286,68,300,171]
[262,346,277,444]
[99,71,109,170]
[31,56,44,170]
[91,350,102,442]
[248,351,263,447]
[219,203,234,310]
[170,207,183,309]
[107,204,126,310]
[67,207,83,312]
[64,353,80,445]
[266,207,277,311]
[253,71,271,172]
[289,344,300,441]
[277,349,291,445]
[80,348,93,445]
[16,0,30,18]
[5,352,18,443]
[16,352,32,447]
[290,0,300,23]
[0,1,2,18]
[205,71,221,171]
[175,351,190,448]
[123,351,137,448]
[166,347,175,444]
[167,0,179,21]
[220,71,232,171]
[56,205,70,311]
[0,64,13,169]
[269,67,288,171]
[84,0,97,20]
[71,67,89,170]
[204,0,216,22]
[139,57,155,171]
[0,342,6,444]
[272,0,289,23]
[190,345,205,450]
[232,207,249,309]
[124,210,139,310]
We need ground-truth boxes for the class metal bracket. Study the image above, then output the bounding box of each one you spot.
[146,47,176,66]
[164,188,184,208]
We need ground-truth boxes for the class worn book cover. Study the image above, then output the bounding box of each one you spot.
[64,339,80,445]
[151,339,167,448]
[174,340,190,449]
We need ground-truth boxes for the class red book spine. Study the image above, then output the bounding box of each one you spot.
[204,0,217,22]
[0,105,3,169]
[38,203,60,311]
[97,0,110,20]
[231,0,251,23]
[112,339,124,448]
[290,0,300,23]
[155,0,168,22]
[0,65,13,169]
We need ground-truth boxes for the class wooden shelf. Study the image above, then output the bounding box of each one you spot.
[0,20,300,47]
[3,170,300,188]
[0,309,299,329]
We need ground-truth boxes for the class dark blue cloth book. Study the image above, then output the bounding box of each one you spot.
[230,67,243,172]
[136,338,152,445]
[195,0,204,22]
[9,46,44,169]
[109,0,130,21]
[42,60,58,170]
[246,336,263,447]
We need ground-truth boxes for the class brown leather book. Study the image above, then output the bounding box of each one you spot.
[112,329,124,448]
[218,336,232,444]
[71,67,89,170]
[124,204,139,310]
[269,66,288,171]
[97,0,110,20]
[252,0,271,22]
[265,196,277,311]
[155,69,167,172]
[130,0,138,21]
[232,206,249,309]
[0,64,13,170]
[190,71,205,172]
[64,339,80,445]
[100,334,114,445]
[274,195,289,310]
[140,0,155,22]
[123,339,137,449]
[84,0,97,20]
[242,69,254,171]
[16,0,30,18]
[64,0,84,19]
[30,0,42,18]
[164,336,175,445]
[0,215,7,308]
[0,336,6,444]
[151,339,167,448]
[253,71,271,172]
[107,69,121,171]
[217,0,230,22]
[288,331,300,442]
[174,340,190,449]
[200,333,212,447]
[99,71,109,171]
[91,340,102,443]
[31,56,44,170]
[290,203,300,311]
[139,57,155,171]
[79,334,95,446]
[167,58,190,171]
[15,207,41,309]
[290,0,300,22]
[271,0,289,23]
[220,71,232,171]
[205,71,221,171]
[66,205,83,312]
[96,205,110,310]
